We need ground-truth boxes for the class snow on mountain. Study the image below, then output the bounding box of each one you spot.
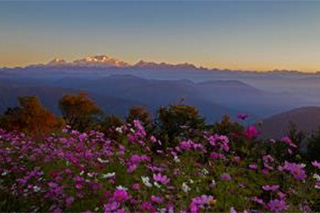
[32,55,202,70]
[72,55,130,67]
[43,55,130,68]
[47,58,68,66]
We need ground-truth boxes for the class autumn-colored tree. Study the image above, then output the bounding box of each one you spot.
[156,103,205,147]
[3,96,64,138]
[58,93,102,131]
[127,106,153,130]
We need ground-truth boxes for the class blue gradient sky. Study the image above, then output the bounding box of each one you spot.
[1,1,320,72]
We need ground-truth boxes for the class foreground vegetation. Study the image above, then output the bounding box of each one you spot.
[0,93,320,212]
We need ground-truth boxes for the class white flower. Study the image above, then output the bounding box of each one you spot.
[33,185,41,192]
[97,158,109,164]
[313,173,320,181]
[173,156,181,163]
[182,182,191,193]
[1,171,8,176]
[189,179,194,184]
[141,176,152,188]
[210,179,216,188]
[116,185,128,191]
[87,172,94,178]
[202,168,209,175]
[102,172,115,179]
[115,127,123,134]
[230,207,237,213]
[80,170,84,176]
[154,181,161,188]
[300,163,306,168]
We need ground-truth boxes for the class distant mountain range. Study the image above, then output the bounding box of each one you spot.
[27,55,203,71]
[2,54,317,74]
[259,106,320,139]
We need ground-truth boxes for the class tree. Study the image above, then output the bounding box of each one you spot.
[287,122,305,152]
[4,96,63,138]
[58,93,102,131]
[126,106,153,130]
[210,115,243,136]
[99,114,124,139]
[0,112,5,129]
[307,127,320,161]
[156,103,205,147]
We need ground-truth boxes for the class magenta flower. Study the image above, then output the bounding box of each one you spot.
[133,119,147,137]
[262,184,280,192]
[312,161,320,169]
[151,195,164,204]
[237,113,249,120]
[220,173,232,181]
[282,161,307,181]
[281,136,297,148]
[141,201,156,212]
[65,196,74,207]
[252,196,264,205]
[113,189,129,203]
[267,199,288,212]
[277,192,286,200]
[245,126,260,140]
[153,173,170,185]
[249,163,258,170]
[190,195,215,212]
[104,201,119,212]
[210,152,225,159]
[132,183,140,190]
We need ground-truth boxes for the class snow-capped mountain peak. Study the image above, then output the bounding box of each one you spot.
[41,55,200,70]
[73,55,130,67]
[47,58,68,66]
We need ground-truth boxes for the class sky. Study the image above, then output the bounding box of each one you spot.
[1,1,320,72]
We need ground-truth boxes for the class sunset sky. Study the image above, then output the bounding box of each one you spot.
[1,1,320,72]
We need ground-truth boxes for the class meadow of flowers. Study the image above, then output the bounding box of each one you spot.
[0,119,320,212]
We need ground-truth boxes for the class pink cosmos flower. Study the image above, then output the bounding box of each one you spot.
[190,195,215,212]
[133,120,147,137]
[267,199,288,212]
[220,173,232,181]
[151,195,164,204]
[237,113,249,120]
[153,173,170,185]
[262,184,280,192]
[312,161,320,169]
[210,152,225,159]
[282,161,307,181]
[132,183,140,190]
[249,163,258,170]
[245,126,260,140]
[104,201,119,212]
[281,136,297,148]
[113,189,129,203]
[277,192,286,200]
[65,196,74,207]
[141,201,156,212]
[251,196,264,205]
[230,207,237,213]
